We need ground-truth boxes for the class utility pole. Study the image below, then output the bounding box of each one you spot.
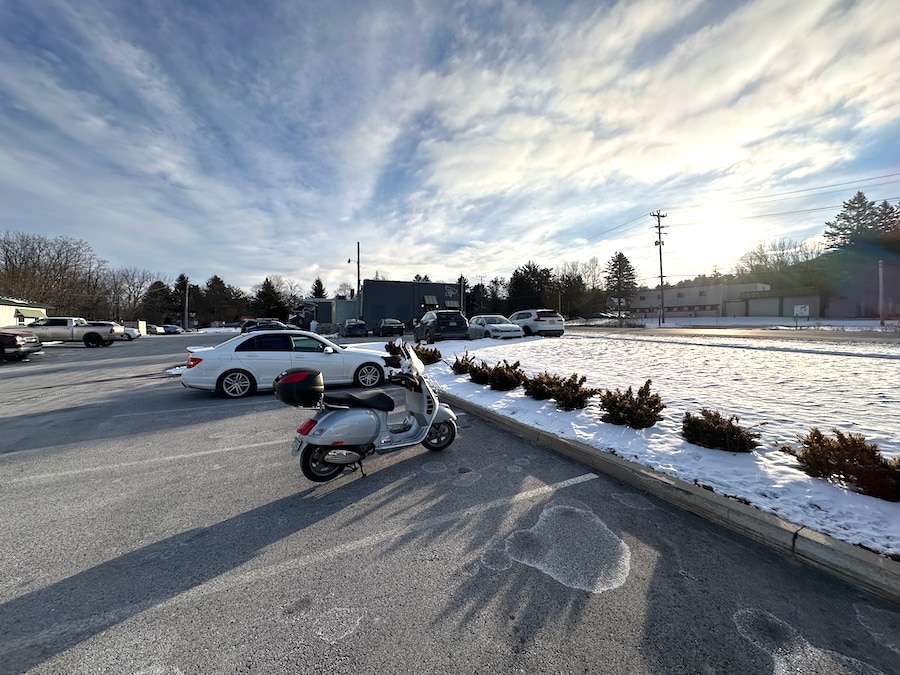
[183,275,189,331]
[652,211,667,326]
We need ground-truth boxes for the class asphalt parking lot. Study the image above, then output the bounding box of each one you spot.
[1,335,898,674]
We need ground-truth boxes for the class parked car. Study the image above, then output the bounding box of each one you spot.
[0,328,42,362]
[87,321,130,341]
[122,326,141,340]
[246,320,294,332]
[413,310,468,343]
[377,318,405,337]
[146,324,165,335]
[240,318,280,333]
[161,324,184,334]
[181,330,386,398]
[339,319,369,338]
[13,316,123,347]
[508,309,566,337]
[467,314,525,339]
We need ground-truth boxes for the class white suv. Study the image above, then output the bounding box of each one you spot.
[508,309,565,337]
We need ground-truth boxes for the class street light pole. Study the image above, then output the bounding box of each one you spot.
[183,275,189,331]
[348,242,360,319]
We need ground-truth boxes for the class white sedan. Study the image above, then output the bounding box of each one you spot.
[467,315,525,339]
[181,330,386,398]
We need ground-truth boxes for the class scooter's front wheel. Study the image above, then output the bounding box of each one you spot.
[421,420,457,451]
[300,444,345,482]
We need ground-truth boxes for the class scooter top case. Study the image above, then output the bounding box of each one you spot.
[274,368,324,407]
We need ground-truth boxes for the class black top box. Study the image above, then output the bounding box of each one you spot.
[274,368,324,407]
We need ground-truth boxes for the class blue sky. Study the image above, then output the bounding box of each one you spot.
[2,0,899,294]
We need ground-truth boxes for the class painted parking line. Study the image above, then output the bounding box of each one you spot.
[9,441,286,484]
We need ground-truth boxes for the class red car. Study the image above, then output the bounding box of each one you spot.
[0,328,43,362]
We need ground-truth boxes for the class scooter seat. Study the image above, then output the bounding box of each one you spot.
[323,391,396,412]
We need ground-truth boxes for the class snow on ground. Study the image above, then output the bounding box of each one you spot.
[191,318,900,557]
[423,328,899,558]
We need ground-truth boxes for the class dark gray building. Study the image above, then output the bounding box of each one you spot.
[358,279,464,329]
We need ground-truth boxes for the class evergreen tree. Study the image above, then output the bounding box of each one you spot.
[823,191,878,249]
[310,277,327,298]
[466,283,488,315]
[413,273,431,282]
[487,276,507,313]
[508,261,551,310]
[604,252,637,320]
[252,278,289,318]
[140,280,175,324]
[554,262,586,317]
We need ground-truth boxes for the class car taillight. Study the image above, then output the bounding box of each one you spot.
[186,356,203,368]
[534,317,543,321]
[297,419,317,436]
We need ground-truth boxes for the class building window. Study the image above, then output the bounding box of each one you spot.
[639,295,645,300]
[698,291,706,296]
[676,292,684,298]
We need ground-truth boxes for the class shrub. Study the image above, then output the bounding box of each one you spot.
[414,345,442,365]
[552,373,602,411]
[599,379,665,429]
[451,351,474,375]
[384,341,441,364]
[489,360,525,391]
[780,428,900,502]
[468,359,493,385]
[682,409,761,452]
[523,372,564,400]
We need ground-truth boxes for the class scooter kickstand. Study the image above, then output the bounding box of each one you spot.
[354,462,367,478]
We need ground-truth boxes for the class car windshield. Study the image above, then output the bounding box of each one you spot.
[484,316,506,324]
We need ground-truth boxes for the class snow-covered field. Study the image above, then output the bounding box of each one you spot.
[423,329,899,558]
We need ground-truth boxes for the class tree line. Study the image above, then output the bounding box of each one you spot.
[2,191,897,324]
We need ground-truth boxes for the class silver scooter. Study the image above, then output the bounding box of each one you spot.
[274,340,457,482]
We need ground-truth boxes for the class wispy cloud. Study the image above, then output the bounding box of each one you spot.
[1,0,898,292]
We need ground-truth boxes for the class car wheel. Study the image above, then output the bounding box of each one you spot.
[354,363,383,388]
[523,326,533,336]
[123,333,133,341]
[218,370,257,398]
[83,333,103,348]
[426,331,435,344]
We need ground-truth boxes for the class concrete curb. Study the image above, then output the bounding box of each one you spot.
[444,393,900,604]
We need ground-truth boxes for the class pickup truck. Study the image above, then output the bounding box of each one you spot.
[18,317,124,347]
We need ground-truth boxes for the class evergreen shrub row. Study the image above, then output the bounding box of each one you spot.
[394,343,900,502]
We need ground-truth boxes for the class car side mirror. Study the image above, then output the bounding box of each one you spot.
[323,346,334,354]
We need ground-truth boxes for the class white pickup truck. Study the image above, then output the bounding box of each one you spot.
[19,317,125,347]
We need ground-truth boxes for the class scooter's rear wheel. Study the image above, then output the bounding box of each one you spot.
[421,420,457,451]
[300,444,345,482]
